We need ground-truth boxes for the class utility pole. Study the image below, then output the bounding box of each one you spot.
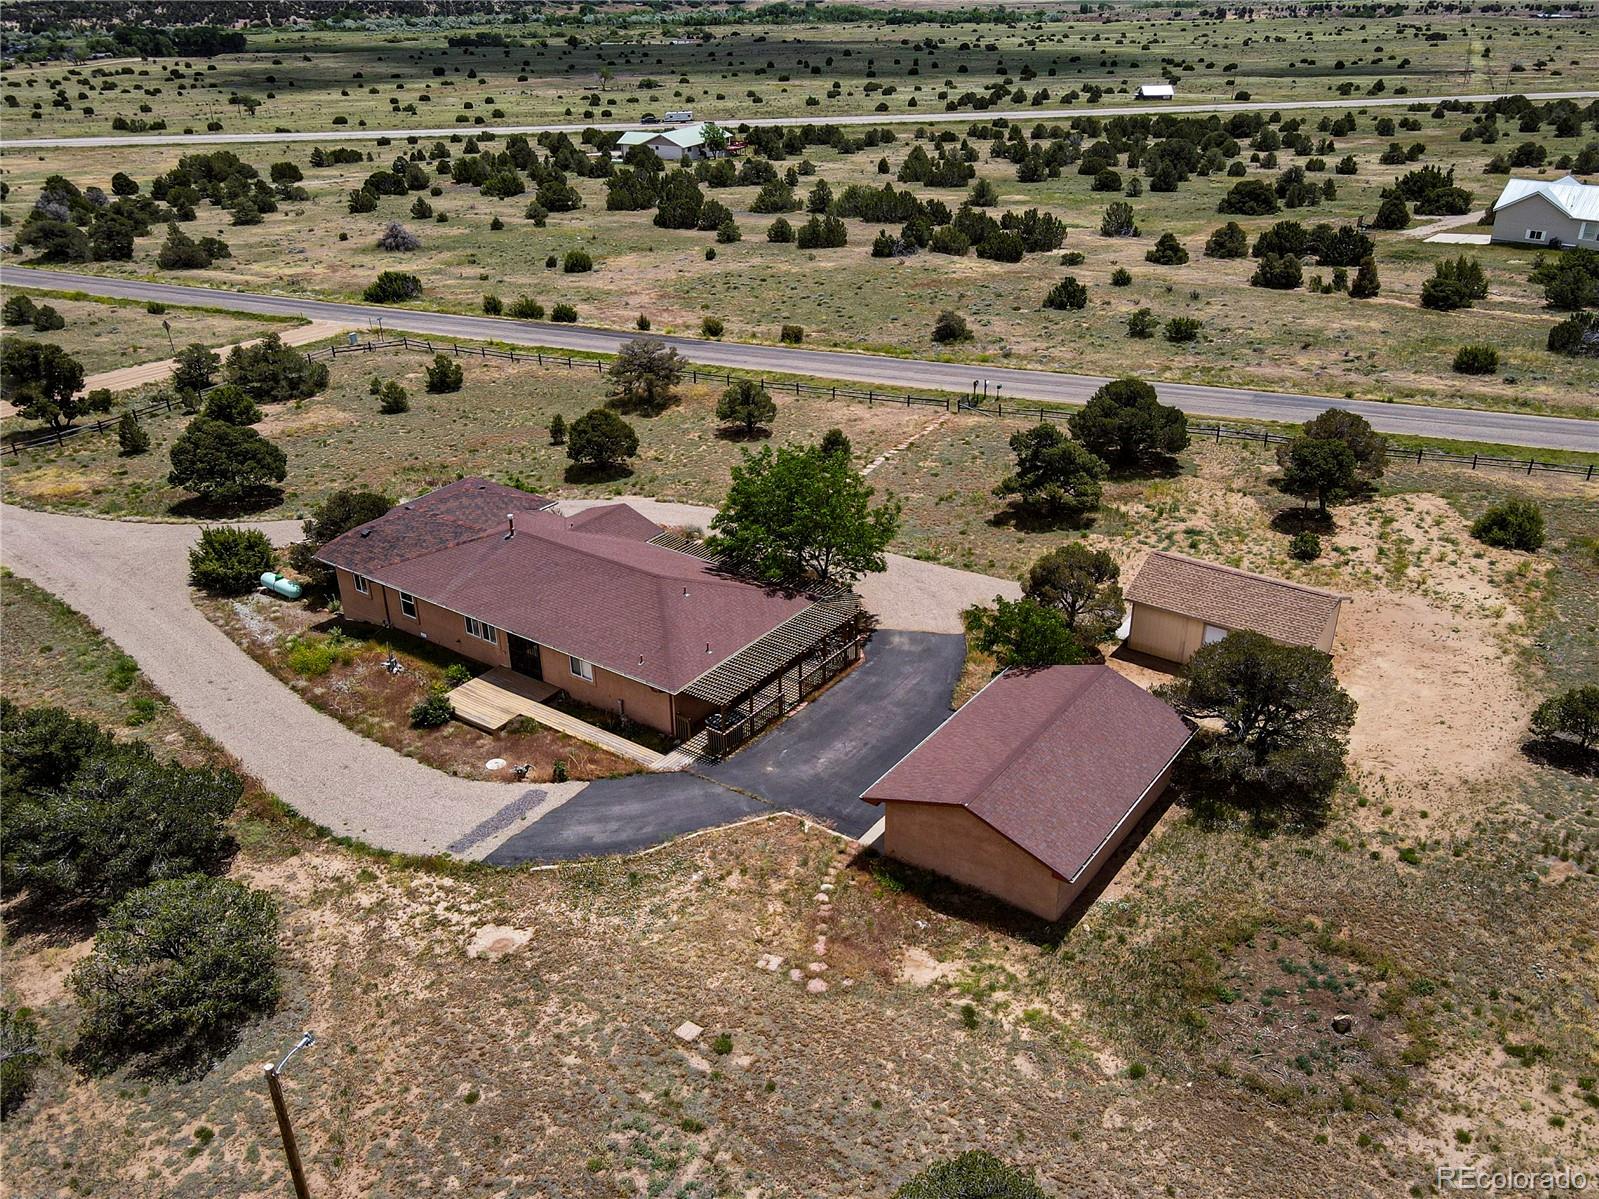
[264,1031,315,1199]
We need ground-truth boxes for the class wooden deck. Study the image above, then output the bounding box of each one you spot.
[449,668,667,769]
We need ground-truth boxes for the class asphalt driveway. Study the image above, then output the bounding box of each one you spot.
[486,630,966,862]
[485,774,766,865]
[705,629,967,838]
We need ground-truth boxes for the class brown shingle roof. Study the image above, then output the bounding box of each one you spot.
[316,481,816,695]
[1125,551,1346,648]
[861,666,1193,882]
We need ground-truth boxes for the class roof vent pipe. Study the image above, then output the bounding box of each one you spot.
[505,513,515,540]
[706,641,712,654]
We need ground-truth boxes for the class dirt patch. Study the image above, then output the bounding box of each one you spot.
[1338,590,1530,798]
[201,594,641,783]
[254,403,356,437]
[896,947,962,988]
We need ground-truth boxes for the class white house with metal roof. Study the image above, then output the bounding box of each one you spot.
[1488,173,1599,249]
[612,124,715,162]
[1136,83,1175,100]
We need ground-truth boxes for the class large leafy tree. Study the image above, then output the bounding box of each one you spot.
[1,339,105,430]
[289,488,393,583]
[1158,631,1356,825]
[607,336,685,413]
[4,738,241,909]
[1278,437,1357,514]
[168,416,288,500]
[1067,378,1189,468]
[70,876,280,1072]
[964,596,1091,669]
[1021,543,1125,643]
[709,443,901,587]
[993,422,1108,522]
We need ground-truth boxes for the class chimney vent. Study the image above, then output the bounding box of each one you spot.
[705,641,712,654]
[682,586,689,597]
[505,513,515,540]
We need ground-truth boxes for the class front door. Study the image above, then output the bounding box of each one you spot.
[508,635,543,680]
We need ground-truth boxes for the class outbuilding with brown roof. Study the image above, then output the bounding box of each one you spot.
[861,665,1193,921]
[1124,551,1346,664]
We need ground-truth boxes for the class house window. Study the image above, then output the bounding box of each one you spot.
[569,655,594,682]
[1202,624,1229,646]
[1526,229,1546,242]
[352,573,370,595]
[399,592,418,620]
[465,616,498,644]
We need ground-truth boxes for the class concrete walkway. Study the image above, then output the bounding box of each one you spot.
[1,502,1008,860]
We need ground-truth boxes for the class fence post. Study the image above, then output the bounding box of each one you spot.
[868,390,873,406]
[1526,458,1535,475]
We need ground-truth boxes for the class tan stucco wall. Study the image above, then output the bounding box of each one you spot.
[1127,603,1205,663]
[336,572,512,670]
[881,802,1069,921]
[537,644,675,734]
[1127,600,1341,661]
[880,754,1183,922]
[333,570,680,734]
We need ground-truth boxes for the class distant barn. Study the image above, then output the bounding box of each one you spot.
[1136,83,1175,100]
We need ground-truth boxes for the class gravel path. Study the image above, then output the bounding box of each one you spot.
[2,502,1005,854]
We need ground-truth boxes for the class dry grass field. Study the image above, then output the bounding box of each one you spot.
[0,293,295,379]
[4,91,1597,416]
[4,12,1595,137]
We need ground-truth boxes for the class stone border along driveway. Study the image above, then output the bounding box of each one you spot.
[1,502,1017,862]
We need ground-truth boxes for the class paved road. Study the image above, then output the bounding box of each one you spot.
[7,267,1596,453]
[5,90,1595,149]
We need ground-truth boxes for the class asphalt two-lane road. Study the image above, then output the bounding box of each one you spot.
[4,266,1596,453]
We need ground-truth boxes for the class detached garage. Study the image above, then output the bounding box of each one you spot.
[860,666,1193,921]
[1125,551,1346,665]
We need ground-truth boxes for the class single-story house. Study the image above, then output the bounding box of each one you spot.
[861,666,1193,921]
[613,124,715,162]
[1488,173,1599,249]
[315,478,860,739]
[1136,83,1176,100]
[1124,551,1346,664]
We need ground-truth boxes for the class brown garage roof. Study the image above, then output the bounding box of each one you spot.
[861,666,1193,882]
[1126,551,1346,648]
[316,479,816,695]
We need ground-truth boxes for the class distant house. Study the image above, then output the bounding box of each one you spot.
[1136,83,1175,100]
[315,479,860,739]
[613,124,716,162]
[861,666,1193,921]
[1124,551,1346,664]
[1488,173,1599,249]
